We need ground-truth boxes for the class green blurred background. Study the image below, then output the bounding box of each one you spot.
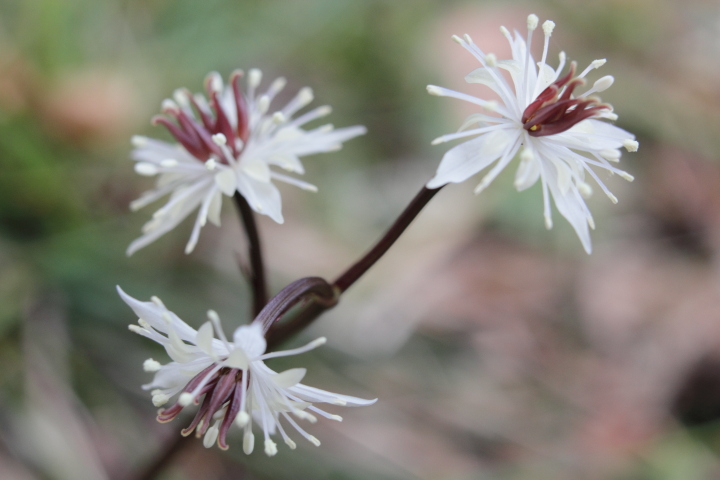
[2,0,720,479]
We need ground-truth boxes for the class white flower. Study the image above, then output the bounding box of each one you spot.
[118,286,376,455]
[128,69,366,255]
[427,14,639,253]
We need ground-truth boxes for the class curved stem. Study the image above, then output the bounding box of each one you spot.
[233,193,268,316]
[333,186,440,292]
[266,186,441,348]
[255,277,337,334]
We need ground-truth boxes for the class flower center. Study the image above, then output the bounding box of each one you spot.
[152,71,249,163]
[522,62,610,137]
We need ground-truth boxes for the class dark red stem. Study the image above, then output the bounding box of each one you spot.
[266,186,441,348]
[233,192,268,316]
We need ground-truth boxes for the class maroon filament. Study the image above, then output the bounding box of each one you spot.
[153,72,250,162]
[522,62,610,137]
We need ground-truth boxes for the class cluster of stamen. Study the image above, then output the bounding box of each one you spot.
[522,62,610,137]
[153,71,249,163]
[155,365,247,450]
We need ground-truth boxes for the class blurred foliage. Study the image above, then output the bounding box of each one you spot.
[1,0,720,479]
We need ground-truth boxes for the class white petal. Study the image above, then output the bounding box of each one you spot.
[206,190,223,226]
[232,323,267,358]
[427,129,518,188]
[272,368,307,388]
[241,158,272,183]
[554,160,572,195]
[456,113,499,132]
[215,168,237,196]
[166,329,197,363]
[116,286,198,342]
[225,348,249,369]
[558,119,635,151]
[290,383,378,407]
[534,62,558,93]
[514,155,541,191]
[540,156,593,254]
[237,175,284,224]
[195,322,215,355]
[267,153,305,174]
[464,67,509,100]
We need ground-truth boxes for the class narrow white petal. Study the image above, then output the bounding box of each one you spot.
[225,348,249,369]
[195,322,215,356]
[206,190,223,226]
[241,158,272,183]
[272,368,307,388]
[214,168,237,196]
[427,129,519,189]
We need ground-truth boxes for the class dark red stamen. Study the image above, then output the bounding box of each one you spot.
[152,116,206,160]
[152,72,252,164]
[218,372,246,450]
[522,62,609,137]
[158,365,247,449]
[174,108,223,159]
[157,364,218,423]
[194,368,238,438]
[209,92,235,154]
[231,72,250,145]
[180,395,214,436]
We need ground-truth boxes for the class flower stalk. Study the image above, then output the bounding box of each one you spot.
[266,185,442,348]
[233,192,268,316]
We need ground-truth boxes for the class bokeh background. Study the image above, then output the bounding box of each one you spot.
[2,0,720,479]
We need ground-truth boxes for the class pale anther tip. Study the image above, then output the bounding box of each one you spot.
[272,111,286,124]
[299,86,314,103]
[143,358,162,372]
[248,68,262,87]
[426,85,442,96]
[212,133,227,145]
[623,139,639,152]
[527,14,539,31]
[161,98,177,111]
[264,439,278,456]
[593,75,614,92]
[451,34,462,44]
[542,20,555,36]
[178,393,193,407]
